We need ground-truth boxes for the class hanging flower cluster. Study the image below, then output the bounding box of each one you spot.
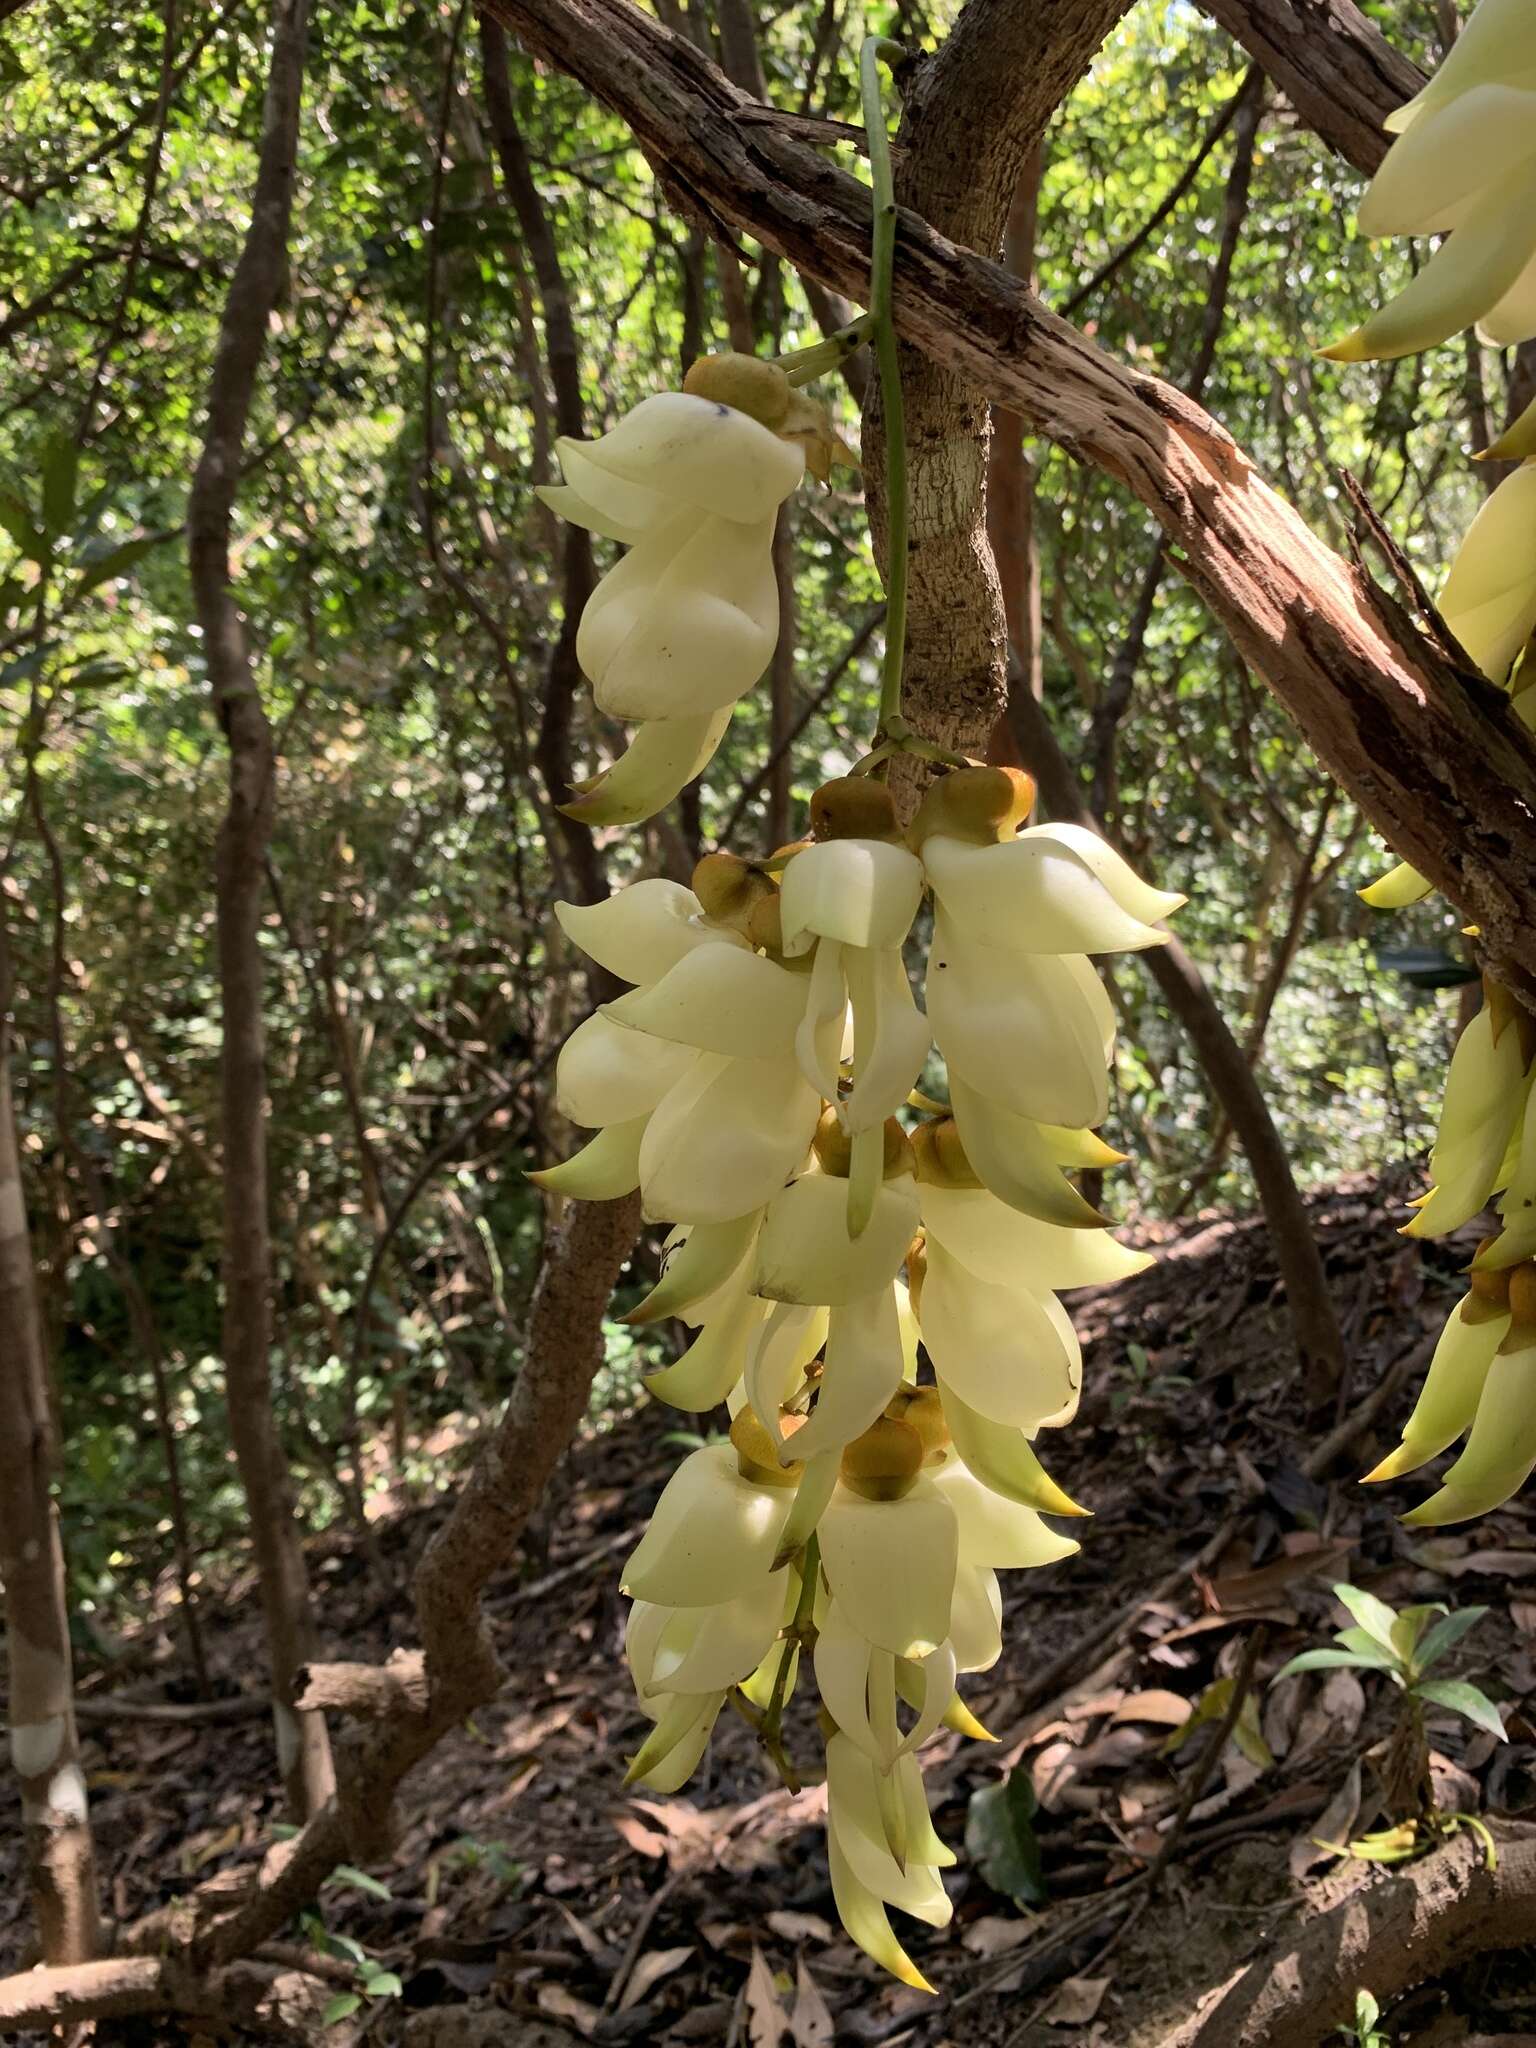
[1322,0,1536,411]
[536,354,841,826]
[1337,0,1536,1524]
[537,753,1181,1982]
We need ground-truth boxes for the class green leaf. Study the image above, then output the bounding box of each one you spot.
[322,1991,362,2026]
[1333,1583,1401,1656]
[1414,1607,1488,1675]
[327,1863,392,1900]
[360,1971,402,1998]
[41,436,77,536]
[1415,1678,1506,1742]
[1335,1628,1403,1672]
[72,529,174,599]
[965,1766,1047,1907]
[1389,1603,1444,1666]
[1271,1648,1385,1681]
[1355,1988,1379,2031]
[0,488,46,563]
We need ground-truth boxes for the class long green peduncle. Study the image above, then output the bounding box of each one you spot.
[859,35,910,746]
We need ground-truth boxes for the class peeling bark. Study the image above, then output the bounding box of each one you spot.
[481,0,1536,1010]
[1200,0,1423,174]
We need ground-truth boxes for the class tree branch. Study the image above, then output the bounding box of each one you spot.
[479,0,1536,1009]
[1200,0,1423,174]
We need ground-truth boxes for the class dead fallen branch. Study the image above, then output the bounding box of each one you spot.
[1163,1834,1536,2048]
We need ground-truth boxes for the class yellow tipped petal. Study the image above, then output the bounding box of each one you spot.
[622,1210,760,1326]
[559,708,733,828]
[939,1383,1091,1517]
[528,1116,648,1200]
[942,1694,997,1742]
[1358,859,1435,910]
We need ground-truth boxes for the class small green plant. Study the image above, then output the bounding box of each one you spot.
[1335,1987,1388,2046]
[1274,1583,1504,1865]
[296,1913,403,2029]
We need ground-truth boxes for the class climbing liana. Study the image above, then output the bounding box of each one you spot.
[1338,0,1536,1526]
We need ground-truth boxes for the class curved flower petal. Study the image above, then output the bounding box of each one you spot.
[604,945,806,1059]
[1358,859,1434,911]
[529,1115,648,1201]
[774,1446,840,1565]
[1403,1003,1529,1239]
[842,946,932,1133]
[924,832,1174,955]
[571,391,804,523]
[555,878,740,988]
[931,1454,1081,1570]
[790,1285,905,1464]
[1358,85,1536,238]
[937,1384,1088,1517]
[779,838,924,956]
[1364,1296,1508,1483]
[948,1075,1107,1228]
[1385,0,1536,138]
[646,1291,767,1412]
[917,1240,1080,1430]
[543,435,672,539]
[625,1689,724,1791]
[555,1013,698,1130]
[624,1210,760,1327]
[561,707,734,828]
[826,1734,954,1919]
[585,514,780,723]
[1439,462,1536,683]
[826,1828,934,1992]
[744,1300,828,1456]
[648,1584,788,1696]
[1322,158,1536,362]
[818,1479,957,1657]
[794,937,848,1103]
[921,1182,1152,1290]
[948,1565,1003,1672]
[1404,1336,1536,1526]
[640,1053,819,1224]
[622,1444,792,1605]
[926,909,1109,1127]
[753,1171,920,1305]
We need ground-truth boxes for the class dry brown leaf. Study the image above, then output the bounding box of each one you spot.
[557,1904,610,1961]
[788,1958,835,2048]
[1290,1759,1360,1882]
[766,1909,835,1945]
[960,1916,1033,1957]
[611,1813,669,1860]
[746,1945,789,2048]
[537,1983,600,2037]
[1112,1690,1191,1729]
[618,1945,694,2012]
[1204,1537,1353,1612]
[1434,1548,1536,1579]
[1047,1976,1110,2026]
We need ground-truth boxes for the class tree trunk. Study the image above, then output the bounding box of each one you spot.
[186,0,333,1821]
[0,931,99,1964]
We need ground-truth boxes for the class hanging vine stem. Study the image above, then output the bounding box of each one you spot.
[860,34,911,749]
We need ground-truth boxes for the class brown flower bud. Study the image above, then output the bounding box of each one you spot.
[809,776,902,844]
[681,351,792,429]
[730,1406,803,1487]
[908,764,1036,848]
[813,1111,915,1181]
[1501,1262,1536,1352]
[911,1115,981,1189]
[839,1414,924,1501]
[692,850,780,943]
[884,1384,950,1460]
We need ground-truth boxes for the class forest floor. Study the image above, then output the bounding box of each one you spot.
[8,1171,1536,2048]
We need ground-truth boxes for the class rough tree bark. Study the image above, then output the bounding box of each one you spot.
[0,927,99,1966]
[186,0,334,1821]
[481,0,1536,1014]
[864,0,1132,764]
[1201,0,1423,174]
